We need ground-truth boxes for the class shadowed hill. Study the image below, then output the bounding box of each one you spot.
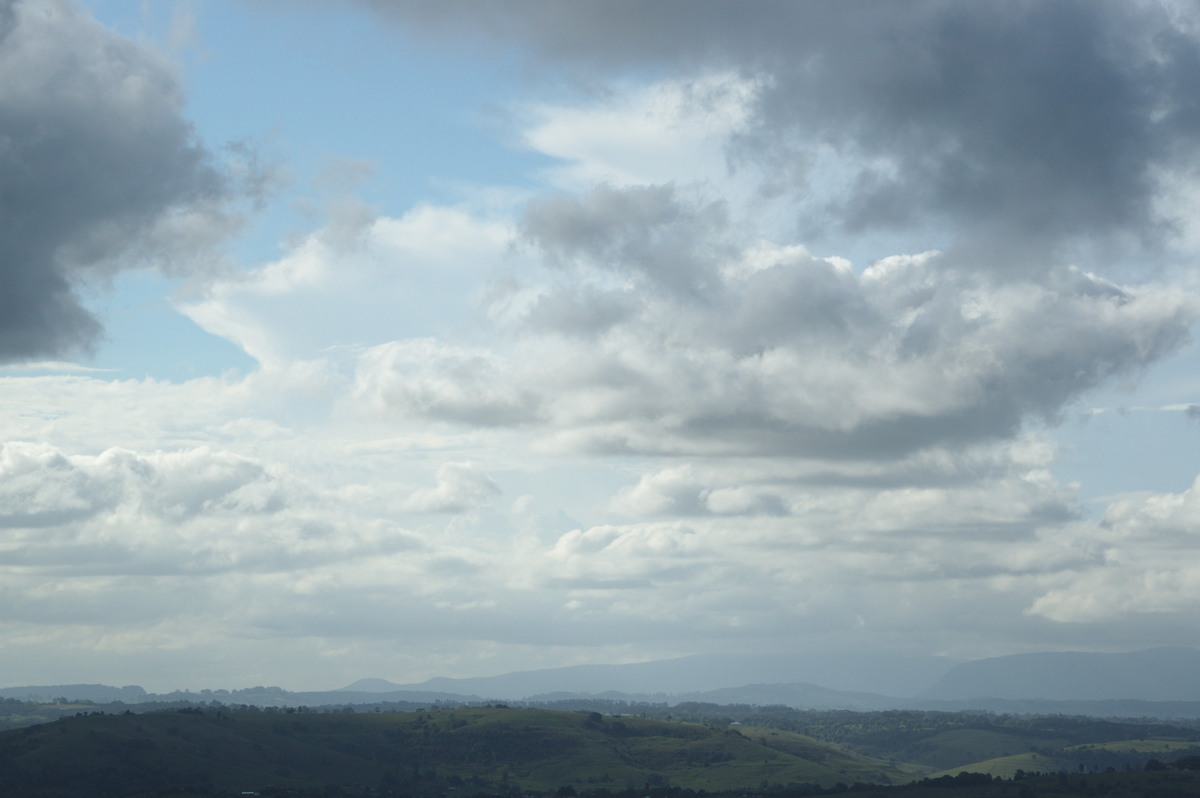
[0,706,906,797]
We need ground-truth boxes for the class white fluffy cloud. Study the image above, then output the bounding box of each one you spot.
[521,72,760,191]
[1028,476,1200,623]
[0,441,420,576]
[352,339,541,426]
[182,204,512,368]
[402,461,501,513]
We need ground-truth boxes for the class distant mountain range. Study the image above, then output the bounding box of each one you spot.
[6,647,1200,718]
[341,650,961,700]
[920,646,1200,702]
[0,684,148,703]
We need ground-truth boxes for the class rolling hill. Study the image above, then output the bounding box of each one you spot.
[0,706,908,797]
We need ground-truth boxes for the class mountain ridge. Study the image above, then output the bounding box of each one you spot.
[341,651,960,699]
[7,647,1200,716]
[922,646,1200,702]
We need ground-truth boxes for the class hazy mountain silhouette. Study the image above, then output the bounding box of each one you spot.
[341,651,959,700]
[10,647,1200,715]
[921,646,1200,701]
[0,684,146,703]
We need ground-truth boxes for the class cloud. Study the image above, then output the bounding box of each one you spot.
[0,441,115,528]
[0,441,278,529]
[8,0,1200,686]
[350,0,1200,267]
[182,204,512,368]
[402,461,501,514]
[521,184,732,299]
[193,181,1197,468]
[739,2,1200,259]
[352,339,541,426]
[0,0,253,364]
[500,186,1200,459]
[612,466,789,517]
[0,440,421,577]
[543,522,710,590]
[177,6,1200,468]
[519,71,759,190]
[1027,475,1200,623]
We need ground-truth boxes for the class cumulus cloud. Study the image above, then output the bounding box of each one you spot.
[1028,476,1200,624]
[0,441,419,578]
[612,466,789,517]
[352,339,540,426]
[521,184,732,299]
[0,441,276,528]
[499,187,1200,459]
[349,0,1200,266]
[402,461,501,514]
[543,522,711,591]
[180,2,1200,469]
[182,204,512,368]
[510,467,1092,652]
[0,0,254,363]
[288,183,1200,471]
[0,441,114,528]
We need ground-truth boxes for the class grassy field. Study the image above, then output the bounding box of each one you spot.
[926,738,1200,780]
[1064,737,1195,754]
[887,727,1060,769]
[927,751,1074,779]
[837,769,1200,798]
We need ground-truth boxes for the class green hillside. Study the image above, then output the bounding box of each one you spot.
[6,702,1200,796]
[0,706,907,796]
[925,737,1200,780]
[693,706,1200,773]
[888,727,1070,770]
[837,769,1200,798]
[927,751,1074,780]
[1064,737,1195,754]
[733,725,927,780]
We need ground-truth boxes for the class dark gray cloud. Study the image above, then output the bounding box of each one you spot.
[521,285,638,338]
[502,185,1200,459]
[0,0,243,363]
[351,0,1200,269]
[749,1,1200,267]
[521,185,731,300]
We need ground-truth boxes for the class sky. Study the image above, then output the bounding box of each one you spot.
[4,0,1200,693]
